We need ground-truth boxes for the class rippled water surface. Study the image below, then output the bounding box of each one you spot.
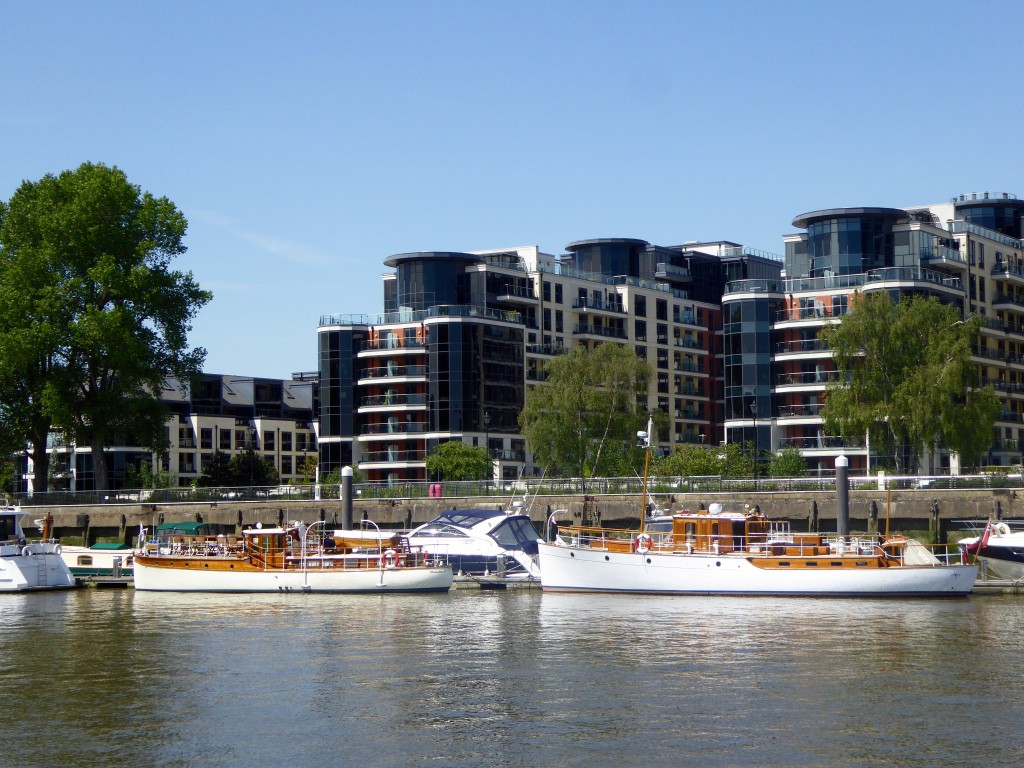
[3,588,1023,767]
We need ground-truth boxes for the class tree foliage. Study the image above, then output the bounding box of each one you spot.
[654,442,753,478]
[425,440,492,481]
[767,447,807,478]
[819,291,998,473]
[519,343,652,478]
[0,162,212,491]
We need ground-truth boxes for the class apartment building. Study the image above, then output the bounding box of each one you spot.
[35,372,319,492]
[317,239,779,483]
[721,191,1024,475]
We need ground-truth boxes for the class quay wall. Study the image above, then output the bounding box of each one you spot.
[21,488,1019,546]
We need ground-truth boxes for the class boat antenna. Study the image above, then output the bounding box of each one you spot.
[638,415,653,533]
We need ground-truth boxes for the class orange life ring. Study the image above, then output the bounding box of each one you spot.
[635,533,652,554]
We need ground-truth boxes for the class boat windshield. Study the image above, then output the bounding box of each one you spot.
[488,517,541,554]
[427,509,505,528]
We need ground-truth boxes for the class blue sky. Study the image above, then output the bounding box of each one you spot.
[3,1,1022,378]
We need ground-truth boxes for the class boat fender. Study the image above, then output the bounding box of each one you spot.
[381,548,398,569]
[54,544,62,555]
[22,546,33,557]
[994,523,1011,536]
[635,533,652,554]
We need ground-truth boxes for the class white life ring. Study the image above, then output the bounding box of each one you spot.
[994,522,1011,536]
[54,544,62,555]
[380,548,398,569]
[635,533,652,554]
[22,546,33,557]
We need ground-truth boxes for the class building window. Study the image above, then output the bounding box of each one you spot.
[200,428,213,450]
[281,456,292,476]
[219,430,231,450]
[282,432,292,451]
[555,284,563,304]
[263,431,275,451]
[635,295,646,317]
[543,281,551,301]
[656,298,668,321]
[555,310,563,333]
[635,320,647,341]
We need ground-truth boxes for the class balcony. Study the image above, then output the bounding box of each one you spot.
[358,393,428,413]
[358,364,428,384]
[361,421,428,437]
[496,285,537,304]
[654,262,692,282]
[572,298,626,315]
[359,338,426,354]
[573,323,627,340]
[776,371,842,387]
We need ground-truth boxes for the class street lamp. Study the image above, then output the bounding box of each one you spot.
[749,399,758,488]
[483,411,491,485]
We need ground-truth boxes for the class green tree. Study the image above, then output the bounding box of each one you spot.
[519,343,651,478]
[768,447,807,477]
[228,448,279,487]
[425,440,492,481]
[0,162,212,491]
[196,450,234,487]
[654,443,721,477]
[653,441,753,478]
[820,292,998,474]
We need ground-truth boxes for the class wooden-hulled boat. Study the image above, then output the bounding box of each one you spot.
[133,521,453,593]
[539,503,976,596]
[538,419,976,597]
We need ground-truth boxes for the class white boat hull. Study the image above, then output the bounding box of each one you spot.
[978,552,1024,581]
[538,542,977,597]
[0,547,78,592]
[133,559,453,593]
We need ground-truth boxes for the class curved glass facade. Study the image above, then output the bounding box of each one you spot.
[806,216,895,276]
[566,239,647,279]
[957,203,1024,239]
[387,253,479,311]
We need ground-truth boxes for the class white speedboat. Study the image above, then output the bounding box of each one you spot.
[134,520,452,593]
[404,502,542,579]
[959,521,1024,580]
[0,505,77,592]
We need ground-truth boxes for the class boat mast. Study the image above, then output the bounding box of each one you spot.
[638,416,653,533]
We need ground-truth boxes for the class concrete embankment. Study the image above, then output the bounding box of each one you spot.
[22,486,1019,546]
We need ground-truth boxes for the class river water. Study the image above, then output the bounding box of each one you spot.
[2,588,1023,768]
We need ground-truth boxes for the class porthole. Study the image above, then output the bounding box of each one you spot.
[806,562,818,567]
[830,561,843,567]
[646,558,652,564]
[778,561,791,567]
[715,561,721,567]
[605,555,610,561]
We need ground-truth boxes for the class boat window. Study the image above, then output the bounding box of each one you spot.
[830,561,843,567]
[805,561,818,567]
[490,517,541,547]
[778,561,791,566]
[78,556,93,566]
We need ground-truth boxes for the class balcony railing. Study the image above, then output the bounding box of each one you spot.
[360,364,428,379]
[361,422,428,435]
[360,393,428,407]
[572,298,626,314]
[573,323,627,340]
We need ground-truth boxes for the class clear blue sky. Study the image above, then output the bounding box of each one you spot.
[3,1,1022,379]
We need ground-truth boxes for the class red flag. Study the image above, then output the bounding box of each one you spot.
[965,521,992,562]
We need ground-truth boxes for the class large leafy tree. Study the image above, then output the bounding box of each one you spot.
[819,291,998,474]
[425,440,492,481]
[519,342,651,478]
[0,162,212,491]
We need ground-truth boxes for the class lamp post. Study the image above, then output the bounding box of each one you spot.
[483,410,491,486]
[749,399,758,489]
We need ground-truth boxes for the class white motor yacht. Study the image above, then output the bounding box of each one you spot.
[0,505,77,592]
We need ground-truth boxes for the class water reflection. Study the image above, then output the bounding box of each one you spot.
[3,590,1024,767]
